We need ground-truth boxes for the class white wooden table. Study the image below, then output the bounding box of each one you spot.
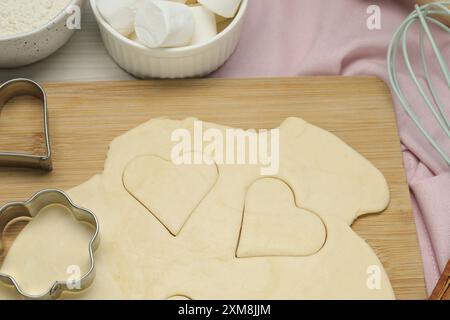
[0,3,133,83]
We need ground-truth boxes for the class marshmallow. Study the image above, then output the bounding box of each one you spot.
[197,0,241,18]
[97,0,142,36]
[190,5,217,45]
[135,0,194,48]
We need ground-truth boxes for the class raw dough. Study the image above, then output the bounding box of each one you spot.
[0,118,394,299]
[123,154,218,236]
[236,178,327,258]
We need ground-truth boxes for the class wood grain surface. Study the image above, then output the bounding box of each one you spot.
[430,260,450,300]
[0,77,426,299]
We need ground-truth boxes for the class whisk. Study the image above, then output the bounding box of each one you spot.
[388,1,450,166]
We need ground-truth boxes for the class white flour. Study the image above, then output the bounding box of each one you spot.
[0,0,70,37]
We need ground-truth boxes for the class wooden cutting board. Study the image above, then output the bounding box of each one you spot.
[0,77,426,299]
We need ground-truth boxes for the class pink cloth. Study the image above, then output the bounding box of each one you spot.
[212,0,450,295]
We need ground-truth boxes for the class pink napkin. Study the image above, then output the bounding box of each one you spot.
[211,0,450,295]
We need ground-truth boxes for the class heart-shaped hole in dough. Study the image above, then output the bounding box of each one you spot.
[123,153,218,236]
[236,178,327,258]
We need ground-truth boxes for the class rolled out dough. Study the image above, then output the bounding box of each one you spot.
[236,178,327,258]
[123,154,218,236]
[0,118,394,299]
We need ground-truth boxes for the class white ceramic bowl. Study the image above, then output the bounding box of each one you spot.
[0,0,85,68]
[90,0,248,78]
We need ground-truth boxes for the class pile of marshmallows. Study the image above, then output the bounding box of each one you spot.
[97,0,242,48]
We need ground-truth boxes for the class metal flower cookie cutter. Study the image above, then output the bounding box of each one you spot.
[0,78,52,171]
[0,189,100,300]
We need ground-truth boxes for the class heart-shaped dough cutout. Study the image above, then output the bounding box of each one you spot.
[123,153,218,236]
[236,178,327,258]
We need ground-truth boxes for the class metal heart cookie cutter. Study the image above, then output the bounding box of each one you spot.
[0,78,52,171]
[0,189,100,300]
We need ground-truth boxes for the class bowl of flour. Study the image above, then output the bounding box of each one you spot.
[0,0,85,68]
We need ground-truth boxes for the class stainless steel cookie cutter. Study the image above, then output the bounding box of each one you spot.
[0,78,52,171]
[0,189,100,300]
